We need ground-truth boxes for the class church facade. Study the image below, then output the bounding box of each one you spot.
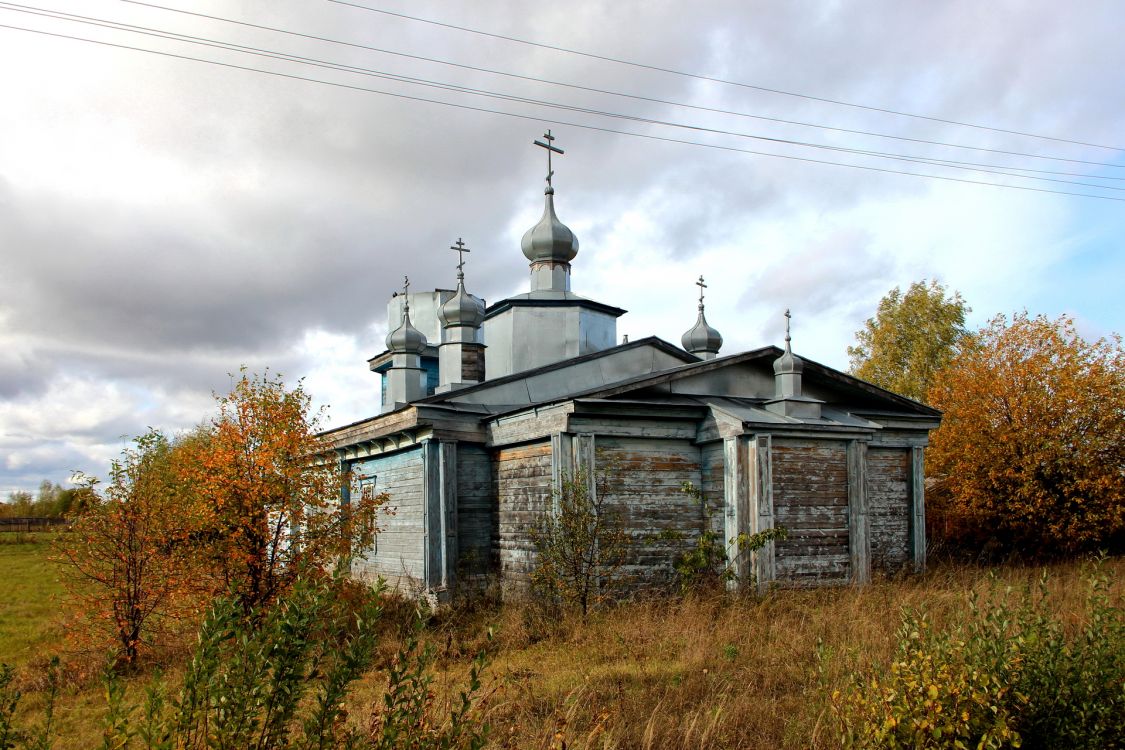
[322,137,940,599]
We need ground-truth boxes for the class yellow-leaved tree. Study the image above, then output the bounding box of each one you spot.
[927,313,1124,556]
[848,279,969,403]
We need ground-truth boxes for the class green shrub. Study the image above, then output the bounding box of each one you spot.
[530,468,629,619]
[830,562,1125,749]
[2,572,489,749]
[672,482,787,591]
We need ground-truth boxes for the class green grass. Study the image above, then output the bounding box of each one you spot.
[0,535,65,667]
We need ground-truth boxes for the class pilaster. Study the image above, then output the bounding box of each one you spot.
[910,446,927,573]
[847,440,870,585]
[422,440,458,600]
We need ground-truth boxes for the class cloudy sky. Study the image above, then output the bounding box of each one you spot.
[1,0,1122,495]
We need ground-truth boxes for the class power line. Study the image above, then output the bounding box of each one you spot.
[327,0,1125,154]
[5,2,1123,189]
[116,0,1125,169]
[1,20,1122,203]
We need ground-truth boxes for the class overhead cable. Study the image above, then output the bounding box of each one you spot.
[327,0,1125,153]
[1,21,1121,203]
[4,2,1123,185]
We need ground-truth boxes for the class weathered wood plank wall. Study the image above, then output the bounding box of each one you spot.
[866,447,911,574]
[457,444,493,579]
[595,436,703,585]
[350,447,426,591]
[494,442,553,591]
[700,441,726,538]
[771,438,851,585]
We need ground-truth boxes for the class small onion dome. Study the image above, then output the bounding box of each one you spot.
[386,308,427,354]
[521,188,579,263]
[438,282,485,329]
[773,341,804,374]
[682,307,723,355]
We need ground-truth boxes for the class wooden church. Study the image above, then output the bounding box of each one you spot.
[321,135,940,600]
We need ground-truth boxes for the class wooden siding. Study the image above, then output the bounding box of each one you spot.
[350,448,425,592]
[700,441,726,537]
[771,439,851,584]
[494,442,553,589]
[457,444,493,578]
[595,436,703,585]
[867,447,912,574]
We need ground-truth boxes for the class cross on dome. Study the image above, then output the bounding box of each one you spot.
[450,238,470,280]
[785,308,792,346]
[696,275,707,308]
[533,130,564,193]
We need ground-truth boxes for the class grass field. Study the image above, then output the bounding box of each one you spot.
[0,536,66,668]
[1,539,1121,748]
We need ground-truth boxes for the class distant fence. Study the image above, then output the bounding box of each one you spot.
[0,517,71,533]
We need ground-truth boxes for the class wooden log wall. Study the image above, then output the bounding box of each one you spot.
[700,441,726,538]
[771,438,851,584]
[350,447,426,592]
[866,447,912,574]
[457,444,493,579]
[494,442,553,591]
[595,436,703,586]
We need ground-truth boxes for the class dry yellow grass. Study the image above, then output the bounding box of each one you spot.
[413,559,1124,749]
[2,541,1120,749]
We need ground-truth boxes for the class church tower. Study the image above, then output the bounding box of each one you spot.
[765,309,822,419]
[436,238,486,393]
[482,132,624,379]
[382,276,428,411]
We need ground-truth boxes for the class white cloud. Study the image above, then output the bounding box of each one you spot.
[0,0,1122,493]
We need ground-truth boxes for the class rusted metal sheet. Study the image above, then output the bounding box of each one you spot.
[866,447,911,574]
[771,439,851,584]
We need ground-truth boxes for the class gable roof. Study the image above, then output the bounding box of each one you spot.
[414,335,697,407]
[566,346,942,417]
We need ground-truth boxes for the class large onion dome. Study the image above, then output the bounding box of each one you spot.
[438,281,485,329]
[386,305,427,354]
[521,187,579,263]
[681,307,723,356]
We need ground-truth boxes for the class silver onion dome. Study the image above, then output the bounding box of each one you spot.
[521,187,579,263]
[438,281,485,329]
[773,344,804,374]
[386,307,427,354]
[682,308,723,355]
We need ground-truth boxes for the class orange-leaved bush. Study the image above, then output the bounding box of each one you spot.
[927,312,1124,557]
[56,430,204,670]
[177,370,382,614]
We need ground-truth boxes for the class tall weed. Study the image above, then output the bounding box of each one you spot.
[830,561,1124,749]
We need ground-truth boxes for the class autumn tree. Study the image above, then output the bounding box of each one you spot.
[927,313,1125,556]
[56,430,199,669]
[178,371,379,614]
[848,279,970,402]
[530,468,630,619]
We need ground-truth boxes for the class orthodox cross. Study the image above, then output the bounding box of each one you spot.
[401,275,411,314]
[533,130,564,190]
[695,275,707,308]
[784,308,792,345]
[450,238,470,280]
